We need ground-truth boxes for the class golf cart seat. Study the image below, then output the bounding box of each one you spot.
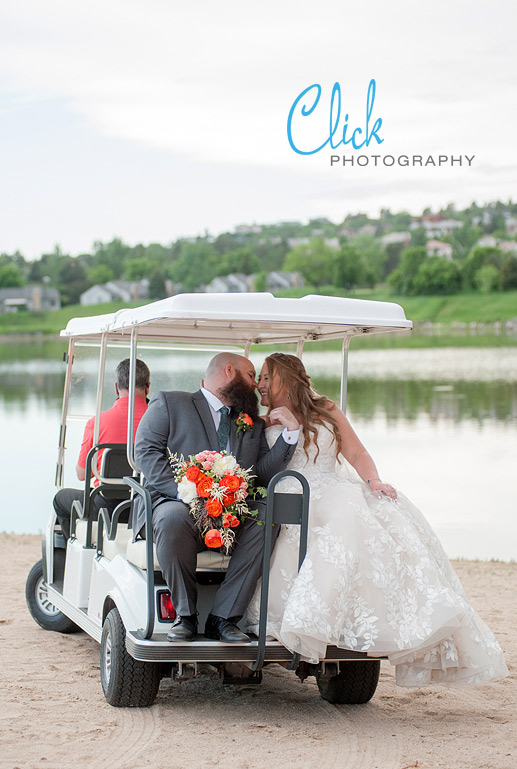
[125,540,231,572]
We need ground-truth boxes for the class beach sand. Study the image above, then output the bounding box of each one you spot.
[1,533,515,769]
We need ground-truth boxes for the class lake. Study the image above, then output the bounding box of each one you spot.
[1,339,516,561]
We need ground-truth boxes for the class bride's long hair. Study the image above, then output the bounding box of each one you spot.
[265,353,341,461]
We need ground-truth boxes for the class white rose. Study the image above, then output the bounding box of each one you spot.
[212,454,238,476]
[177,477,197,504]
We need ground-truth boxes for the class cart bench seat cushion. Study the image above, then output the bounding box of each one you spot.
[125,539,231,571]
[103,524,133,560]
[74,519,97,546]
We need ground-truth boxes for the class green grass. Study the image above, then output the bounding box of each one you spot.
[1,292,516,348]
[278,286,517,323]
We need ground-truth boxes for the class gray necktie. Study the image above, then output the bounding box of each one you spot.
[217,406,230,452]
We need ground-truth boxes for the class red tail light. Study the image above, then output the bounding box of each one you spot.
[158,591,176,621]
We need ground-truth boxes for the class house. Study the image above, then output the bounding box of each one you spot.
[266,271,304,291]
[0,285,61,314]
[498,241,517,255]
[80,280,149,306]
[381,231,411,248]
[505,218,517,236]
[204,274,253,293]
[476,235,498,249]
[426,240,453,260]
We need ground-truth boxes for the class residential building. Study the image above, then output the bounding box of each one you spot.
[425,240,453,260]
[0,285,61,314]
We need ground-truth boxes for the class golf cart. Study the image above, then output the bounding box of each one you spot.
[26,293,412,707]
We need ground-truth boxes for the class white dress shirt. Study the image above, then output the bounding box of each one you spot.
[200,387,299,446]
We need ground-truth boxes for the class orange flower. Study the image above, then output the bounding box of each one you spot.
[196,475,213,498]
[242,414,253,426]
[206,497,223,517]
[229,515,240,528]
[185,464,201,482]
[222,491,236,507]
[205,529,223,548]
[222,513,232,528]
[221,474,240,493]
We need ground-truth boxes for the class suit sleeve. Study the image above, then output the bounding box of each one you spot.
[134,391,178,499]
[254,428,297,486]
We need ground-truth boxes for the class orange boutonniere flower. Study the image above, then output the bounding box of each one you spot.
[236,412,253,435]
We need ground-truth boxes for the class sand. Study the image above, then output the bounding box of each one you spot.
[0,533,515,769]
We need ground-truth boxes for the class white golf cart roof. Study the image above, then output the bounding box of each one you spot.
[62,293,411,345]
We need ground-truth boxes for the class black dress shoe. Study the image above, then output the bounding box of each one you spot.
[204,614,251,643]
[167,615,198,642]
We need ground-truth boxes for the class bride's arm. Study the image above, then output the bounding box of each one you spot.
[332,406,397,500]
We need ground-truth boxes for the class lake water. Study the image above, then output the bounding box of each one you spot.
[1,339,516,561]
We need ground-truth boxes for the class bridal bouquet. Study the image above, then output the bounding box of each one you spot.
[167,449,266,553]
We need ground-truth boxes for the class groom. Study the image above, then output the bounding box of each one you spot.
[133,352,299,643]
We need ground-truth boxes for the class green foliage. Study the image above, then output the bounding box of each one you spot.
[216,247,261,276]
[449,224,482,261]
[0,264,26,288]
[412,257,462,295]
[87,265,114,285]
[410,227,427,247]
[57,259,90,306]
[475,264,501,293]
[253,271,268,292]
[169,241,218,291]
[350,234,386,285]
[148,270,167,300]
[125,258,153,281]
[387,246,427,294]
[92,238,129,279]
[283,239,336,286]
[333,245,364,289]
[463,247,503,289]
[501,255,517,290]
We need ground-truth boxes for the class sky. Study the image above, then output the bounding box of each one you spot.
[0,0,516,259]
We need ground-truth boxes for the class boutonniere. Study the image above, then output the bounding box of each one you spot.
[236,412,254,434]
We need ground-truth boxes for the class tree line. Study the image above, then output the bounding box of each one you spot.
[0,200,516,305]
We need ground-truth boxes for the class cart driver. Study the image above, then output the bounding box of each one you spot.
[53,358,150,539]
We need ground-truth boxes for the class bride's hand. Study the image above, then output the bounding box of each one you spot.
[369,478,397,500]
[268,406,300,431]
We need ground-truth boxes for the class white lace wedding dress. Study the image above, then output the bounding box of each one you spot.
[246,424,508,688]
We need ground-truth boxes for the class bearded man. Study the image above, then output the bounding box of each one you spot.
[133,353,299,643]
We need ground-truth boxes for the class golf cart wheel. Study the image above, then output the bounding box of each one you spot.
[317,660,380,705]
[26,560,79,633]
[100,607,162,707]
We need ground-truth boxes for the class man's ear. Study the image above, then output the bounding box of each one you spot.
[225,364,235,379]
[114,383,119,397]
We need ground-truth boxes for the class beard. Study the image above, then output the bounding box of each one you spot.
[219,372,259,421]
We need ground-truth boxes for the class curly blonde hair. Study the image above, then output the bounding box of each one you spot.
[265,353,341,462]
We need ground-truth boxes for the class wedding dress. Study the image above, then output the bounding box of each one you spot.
[246,424,508,688]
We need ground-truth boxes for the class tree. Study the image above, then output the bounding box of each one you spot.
[387,246,426,294]
[333,245,365,290]
[449,224,482,261]
[57,259,90,305]
[217,247,261,276]
[350,234,385,286]
[501,255,517,290]
[474,265,501,293]
[148,270,167,300]
[253,272,268,292]
[169,241,218,291]
[412,257,462,295]
[0,264,25,288]
[410,227,427,247]
[283,239,336,286]
[88,265,114,285]
[92,238,131,279]
[125,258,153,281]
[463,247,503,289]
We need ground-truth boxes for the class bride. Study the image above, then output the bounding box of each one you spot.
[246,353,508,688]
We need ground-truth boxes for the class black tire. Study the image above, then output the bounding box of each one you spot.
[25,560,80,634]
[317,660,381,705]
[100,607,162,707]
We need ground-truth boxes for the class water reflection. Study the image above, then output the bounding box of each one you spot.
[1,343,516,559]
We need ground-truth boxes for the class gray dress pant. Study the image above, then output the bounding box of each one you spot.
[152,499,278,620]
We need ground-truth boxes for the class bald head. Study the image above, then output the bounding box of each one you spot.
[203,353,257,406]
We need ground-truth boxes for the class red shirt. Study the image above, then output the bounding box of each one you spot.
[77,396,148,485]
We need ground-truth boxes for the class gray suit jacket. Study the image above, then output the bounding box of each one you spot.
[131,389,297,538]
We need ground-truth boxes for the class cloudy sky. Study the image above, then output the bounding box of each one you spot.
[0,0,515,258]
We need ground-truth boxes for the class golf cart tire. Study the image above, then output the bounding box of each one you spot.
[317,660,380,705]
[26,560,80,634]
[100,607,162,707]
